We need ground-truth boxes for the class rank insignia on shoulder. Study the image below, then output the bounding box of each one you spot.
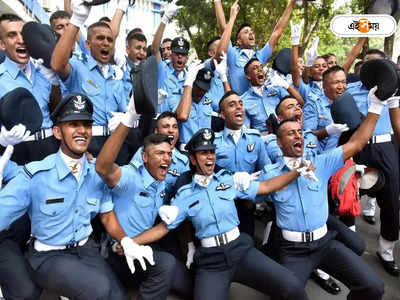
[139,191,149,197]
[306,142,317,149]
[168,169,181,177]
[318,115,329,120]
[189,200,199,208]
[247,143,255,152]
[87,79,98,88]
[203,98,212,105]
[267,92,277,97]
[216,183,231,191]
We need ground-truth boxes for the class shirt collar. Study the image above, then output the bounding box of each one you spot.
[141,165,159,189]
[2,56,23,79]
[223,126,246,141]
[87,54,114,77]
[172,148,188,165]
[251,85,264,96]
[55,149,89,181]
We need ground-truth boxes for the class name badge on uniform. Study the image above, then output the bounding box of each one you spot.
[217,154,228,159]
[247,143,256,152]
[139,191,149,197]
[249,104,257,110]
[318,115,329,120]
[306,142,317,149]
[87,79,98,88]
[216,183,231,191]
[267,91,277,97]
[168,169,181,177]
[46,198,64,204]
[203,98,212,105]
[189,200,199,208]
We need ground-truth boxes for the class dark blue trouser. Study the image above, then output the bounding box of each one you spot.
[107,246,193,300]
[193,233,308,300]
[29,239,127,300]
[278,230,384,300]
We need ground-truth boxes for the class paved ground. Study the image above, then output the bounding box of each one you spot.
[41,196,400,300]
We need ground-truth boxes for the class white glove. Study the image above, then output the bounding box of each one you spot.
[158,89,169,105]
[325,123,349,135]
[117,0,129,12]
[120,237,155,273]
[108,112,125,132]
[161,0,183,24]
[250,170,261,181]
[368,86,385,115]
[186,242,196,269]
[70,0,91,27]
[213,51,228,82]
[158,205,179,225]
[36,59,59,86]
[233,171,251,191]
[305,37,319,67]
[296,160,318,182]
[269,73,290,89]
[355,164,367,176]
[0,124,31,147]
[387,96,400,109]
[296,0,303,5]
[184,61,204,87]
[290,20,303,46]
[122,94,138,128]
[0,145,14,188]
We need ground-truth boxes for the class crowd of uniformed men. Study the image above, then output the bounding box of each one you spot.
[0,0,399,299]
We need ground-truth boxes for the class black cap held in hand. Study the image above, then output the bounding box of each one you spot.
[50,94,93,124]
[185,128,216,153]
[0,87,43,133]
[194,68,213,91]
[171,37,190,55]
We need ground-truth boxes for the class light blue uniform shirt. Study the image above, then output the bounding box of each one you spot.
[0,151,113,245]
[2,158,21,184]
[203,59,225,112]
[167,169,260,239]
[302,95,339,151]
[297,79,324,103]
[227,41,272,95]
[241,86,289,132]
[60,54,126,126]
[259,147,344,232]
[158,60,186,98]
[265,130,321,163]
[215,127,271,173]
[0,57,52,128]
[131,146,189,197]
[72,34,89,61]
[111,160,166,238]
[347,81,392,135]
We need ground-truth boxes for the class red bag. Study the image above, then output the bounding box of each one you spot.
[328,160,361,217]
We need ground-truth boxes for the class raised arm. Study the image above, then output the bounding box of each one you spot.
[95,96,138,187]
[342,37,366,74]
[268,0,296,52]
[151,0,182,63]
[51,0,90,78]
[290,20,303,88]
[214,0,227,34]
[110,0,129,40]
[342,87,384,161]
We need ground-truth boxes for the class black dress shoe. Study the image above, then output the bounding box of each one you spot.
[363,215,376,225]
[311,272,341,295]
[376,252,400,277]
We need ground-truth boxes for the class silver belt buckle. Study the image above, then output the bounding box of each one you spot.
[302,231,314,242]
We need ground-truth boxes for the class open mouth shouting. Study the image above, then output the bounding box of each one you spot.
[292,140,304,155]
[15,46,29,61]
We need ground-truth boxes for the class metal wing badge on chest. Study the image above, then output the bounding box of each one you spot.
[203,98,212,105]
[247,143,256,152]
[306,141,317,149]
[216,183,231,191]
[168,169,181,177]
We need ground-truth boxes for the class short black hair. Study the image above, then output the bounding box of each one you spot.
[127,31,147,44]
[365,49,385,59]
[275,95,297,116]
[276,117,299,138]
[206,36,221,51]
[322,53,336,60]
[98,16,111,23]
[244,58,260,74]
[87,21,112,40]
[50,10,71,26]
[143,133,171,152]
[219,90,239,112]
[322,65,345,82]
[0,14,23,23]
[162,38,172,44]
[236,23,251,40]
[131,27,143,34]
[156,111,177,126]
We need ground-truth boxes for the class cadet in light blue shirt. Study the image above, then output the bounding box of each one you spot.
[258,114,385,296]
[0,94,131,300]
[215,0,296,95]
[129,128,307,300]
[131,112,189,198]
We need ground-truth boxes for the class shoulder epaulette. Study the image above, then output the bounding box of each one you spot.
[170,170,194,198]
[23,157,55,178]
